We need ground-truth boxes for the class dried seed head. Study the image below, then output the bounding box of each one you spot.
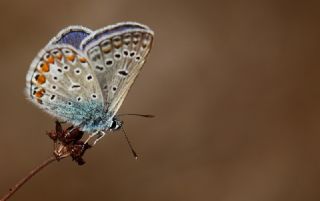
[48,121,90,165]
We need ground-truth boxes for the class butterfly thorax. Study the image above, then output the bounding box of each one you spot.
[66,103,123,133]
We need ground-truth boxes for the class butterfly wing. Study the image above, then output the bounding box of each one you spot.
[25,44,104,129]
[81,22,154,116]
[48,25,92,49]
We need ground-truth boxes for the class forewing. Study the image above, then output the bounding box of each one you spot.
[48,25,92,49]
[25,44,103,126]
[81,22,154,116]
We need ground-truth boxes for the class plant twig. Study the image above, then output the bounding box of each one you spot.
[0,155,63,201]
[1,122,91,201]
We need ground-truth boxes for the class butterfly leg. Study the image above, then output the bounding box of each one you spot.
[56,119,67,124]
[84,130,99,144]
[93,131,106,145]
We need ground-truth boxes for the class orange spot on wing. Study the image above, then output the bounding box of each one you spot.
[57,53,63,60]
[67,55,75,62]
[35,74,46,84]
[79,57,87,63]
[40,62,50,72]
[34,89,45,98]
[46,55,55,64]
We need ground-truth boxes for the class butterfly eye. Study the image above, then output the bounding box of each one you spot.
[110,120,118,129]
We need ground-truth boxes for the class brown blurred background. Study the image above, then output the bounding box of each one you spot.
[0,0,320,200]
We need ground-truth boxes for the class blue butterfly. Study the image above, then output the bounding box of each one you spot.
[26,22,154,144]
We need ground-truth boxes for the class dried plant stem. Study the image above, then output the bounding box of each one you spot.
[0,155,66,201]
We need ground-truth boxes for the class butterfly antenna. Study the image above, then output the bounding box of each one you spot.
[118,113,155,118]
[121,126,138,160]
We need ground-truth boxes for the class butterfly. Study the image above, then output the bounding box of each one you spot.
[25,22,154,143]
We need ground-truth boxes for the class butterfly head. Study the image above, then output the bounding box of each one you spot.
[110,117,123,131]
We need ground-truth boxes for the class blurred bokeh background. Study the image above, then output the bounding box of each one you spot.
[0,0,320,200]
